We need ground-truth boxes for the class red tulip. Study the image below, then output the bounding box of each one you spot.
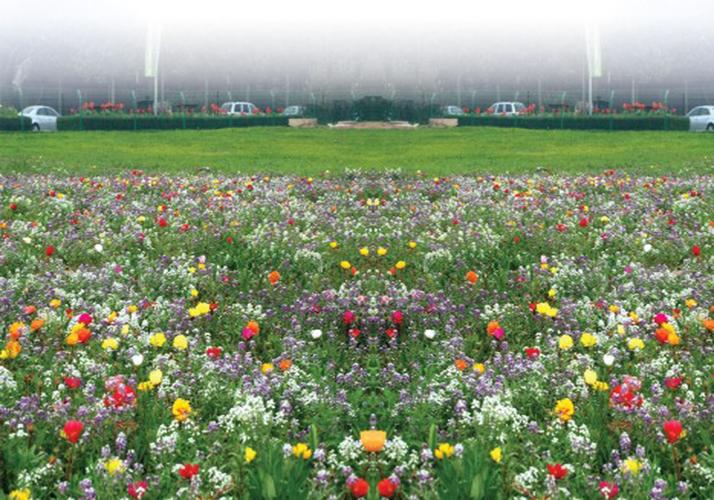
[663,420,683,444]
[206,346,222,358]
[128,481,148,499]
[64,376,82,389]
[579,217,589,228]
[547,463,568,480]
[157,217,168,228]
[692,245,701,257]
[598,481,619,498]
[525,347,540,359]
[343,310,355,325]
[377,478,397,498]
[391,310,403,325]
[349,477,369,498]
[62,420,84,443]
[664,377,682,390]
[179,463,200,479]
[45,245,55,257]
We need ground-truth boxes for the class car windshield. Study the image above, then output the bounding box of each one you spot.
[220,103,232,111]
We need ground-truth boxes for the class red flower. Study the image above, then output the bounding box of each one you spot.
[579,217,589,228]
[547,463,568,480]
[128,481,148,499]
[391,310,403,325]
[157,217,168,228]
[385,328,397,338]
[45,245,55,257]
[653,313,668,325]
[206,346,222,358]
[663,420,683,444]
[343,310,355,325]
[77,313,93,325]
[599,481,619,499]
[9,203,17,210]
[692,245,701,257]
[104,383,136,409]
[349,327,361,338]
[64,376,82,389]
[664,377,682,390]
[377,478,397,498]
[63,420,84,443]
[350,478,369,498]
[525,347,540,359]
[179,463,200,480]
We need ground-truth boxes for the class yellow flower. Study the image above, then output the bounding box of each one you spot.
[609,305,620,314]
[121,324,130,336]
[685,298,697,309]
[245,447,257,463]
[149,369,163,386]
[583,369,598,386]
[359,247,370,257]
[190,288,199,298]
[473,363,485,374]
[137,381,153,391]
[434,443,454,459]
[395,261,406,270]
[558,335,574,350]
[627,338,645,351]
[407,241,417,249]
[548,288,556,298]
[377,247,388,256]
[173,335,188,350]
[149,333,167,348]
[49,299,61,309]
[360,430,387,453]
[188,266,196,274]
[172,398,192,421]
[490,447,502,463]
[592,381,609,391]
[554,398,575,422]
[536,302,558,318]
[580,332,597,347]
[9,489,31,500]
[329,241,338,249]
[104,457,125,476]
[106,311,118,323]
[261,363,274,374]
[622,457,642,475]
[102,338,119,351]
[127,304,138,314]
[340,261,352,270]
[292,443,312,459]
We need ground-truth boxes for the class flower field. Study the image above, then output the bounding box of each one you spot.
[0,171,712,499]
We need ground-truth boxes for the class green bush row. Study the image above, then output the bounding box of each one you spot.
[457,114,689,131]
[57,114,289,131]
[0,116,32,131]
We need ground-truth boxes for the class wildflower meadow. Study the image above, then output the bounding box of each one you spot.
[0,170,712,499]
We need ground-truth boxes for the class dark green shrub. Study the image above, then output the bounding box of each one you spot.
[57,114,288,131]
[457,114,688,131]
[0,116,32,131]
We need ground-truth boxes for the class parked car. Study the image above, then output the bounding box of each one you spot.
[489,102,527,116]
[442,105,465,116]
[220,101,257,115]
[20,105,60,131]
[282,105,306,116]
[686,106,714,132]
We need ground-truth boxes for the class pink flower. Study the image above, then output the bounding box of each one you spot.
[78,313,93,325]
[343,310,355,325]
[242,327,256,341]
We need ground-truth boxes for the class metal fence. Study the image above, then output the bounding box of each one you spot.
[2,83,713,115]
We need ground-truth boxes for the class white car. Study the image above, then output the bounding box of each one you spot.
[282,105,306,116]
[220,101,257,116]
[442,105,465,116]
[686,106,714,132]
[20,105,60,131]
[490,102,527,116]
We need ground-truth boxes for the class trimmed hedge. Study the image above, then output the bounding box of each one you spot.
[58,114,289,131]
[457,114,689,131]
[0,116,32,131]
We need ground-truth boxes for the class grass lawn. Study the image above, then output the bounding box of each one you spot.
[0,127,713,176]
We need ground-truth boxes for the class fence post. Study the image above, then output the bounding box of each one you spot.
[131,90,137,131]
[560,91,567,130]
[609,90,615,131]
[18,88,24,131]
[180,91,187,130]
[663,89,670,131]
[76,89,83,131]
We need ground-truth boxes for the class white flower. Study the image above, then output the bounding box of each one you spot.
[603,354,615,366]
[23,237,32,244]
[310,329,323,340]
[643,243,652,253]
[94,243,104,253]
[424,329,437,340]
[131,354,144,366]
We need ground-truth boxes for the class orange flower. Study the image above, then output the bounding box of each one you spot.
[8,322,26,340]
[30,318,45,332]
[268,271,281,286]
[703,319,714,331]
[246,321,260,335]
[486,321,501,335]
[279,358,293,371]
[465,270,478,285]
[360,430,387,453]
[454,358,469,371]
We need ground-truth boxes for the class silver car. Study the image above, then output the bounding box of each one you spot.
[686,106,714,132]
[20,105,60,131]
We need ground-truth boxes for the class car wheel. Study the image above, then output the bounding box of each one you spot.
[707,123,714,132]
[32,123,40,132]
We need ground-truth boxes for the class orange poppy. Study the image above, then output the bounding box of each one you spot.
[360,430,387,453]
